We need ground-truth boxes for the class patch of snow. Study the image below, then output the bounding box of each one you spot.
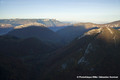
[77,57,89,65]
[78,35,86,39]
[113,35,116,46]
[85,43,92,54]
[78,43,95,64]
[106,27,113,34]
[78,57,85,64]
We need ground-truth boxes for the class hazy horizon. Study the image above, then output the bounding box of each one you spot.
[0,0,120,24]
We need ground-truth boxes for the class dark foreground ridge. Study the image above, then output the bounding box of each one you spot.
[0,26,120,80]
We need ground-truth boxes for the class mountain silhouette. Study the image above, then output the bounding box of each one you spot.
[0,35,55,57]
[0,35,59,80]
[7,25,65,46]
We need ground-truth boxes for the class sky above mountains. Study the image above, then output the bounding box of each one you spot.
[0,0,120,23]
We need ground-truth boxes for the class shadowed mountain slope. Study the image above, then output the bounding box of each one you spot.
[7,25,65,46]
[57,25,98,43]
[43,27,120,80]
[0,35,56,57]
[56,20,120,44]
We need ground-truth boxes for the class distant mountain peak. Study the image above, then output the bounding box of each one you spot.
[14,22,45,29]
[0,24,13,28]
[73,22,97,29]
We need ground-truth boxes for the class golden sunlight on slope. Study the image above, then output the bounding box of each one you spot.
[14,22,45,29]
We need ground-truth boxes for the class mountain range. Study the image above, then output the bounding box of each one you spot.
[0,19,120,80]
[0,35,57,80]
[0,24,13,35]
[0,19,70,27]
[0,19,71,35]
[0,19,120,36]
[7,25,65,47]
[56,20,120,43]
[0,35,56,57]
[42,27,120,80]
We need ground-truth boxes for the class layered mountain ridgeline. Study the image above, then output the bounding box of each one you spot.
[73,20,120,28]
[42,27,120,80]
[0,20,120,80]
[1,19,119,28]
[0,19,120,35]
[0,19,70,27]
[56,23,98,43]
[56,20,120,43]
[96,20,120,30]
[0,35,55,57]
[0,24,13,35]
[7,25,66,47]
[0,24,13,28]
[14,22,46,29]
[105,20,120,27]
[0,19,71,35]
